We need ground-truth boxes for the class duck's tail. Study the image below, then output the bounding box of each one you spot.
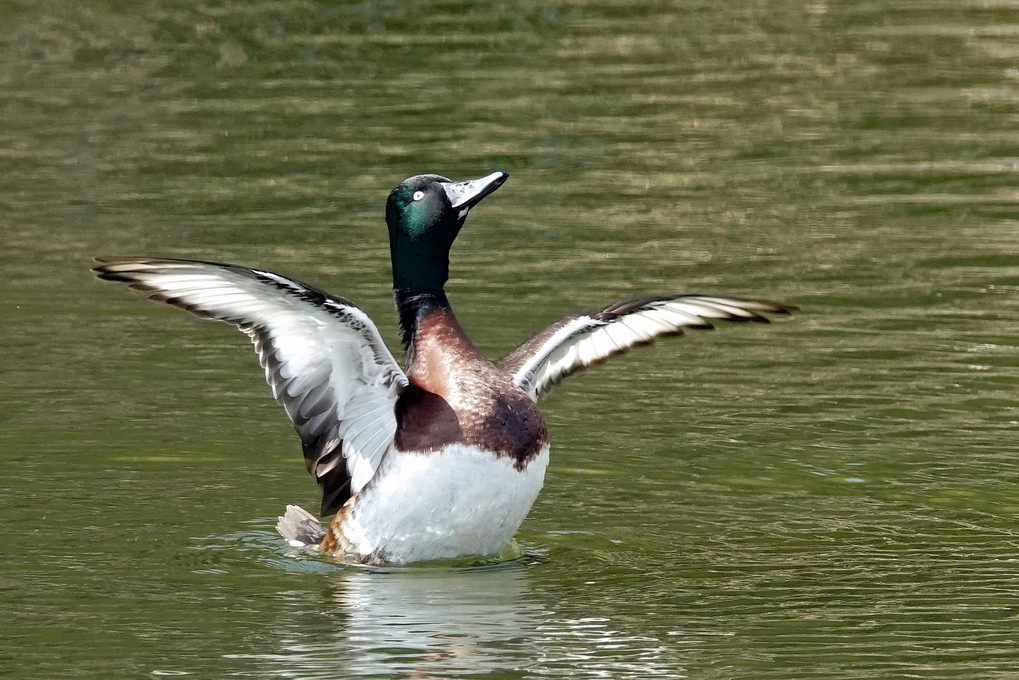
[276,504,326,548]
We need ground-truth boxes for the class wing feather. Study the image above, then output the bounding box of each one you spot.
[499,294,793,401]
[93,257,408,515]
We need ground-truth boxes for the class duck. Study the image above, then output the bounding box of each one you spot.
[93,171,793,566]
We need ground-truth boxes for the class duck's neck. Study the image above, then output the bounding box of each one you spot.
[394,288,484,382]
[395,288,451,352]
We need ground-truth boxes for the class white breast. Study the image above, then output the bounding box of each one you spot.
[336,443,550,565]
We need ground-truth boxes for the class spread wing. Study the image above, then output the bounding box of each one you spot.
[499,294,794,401]
[93,257,408,515]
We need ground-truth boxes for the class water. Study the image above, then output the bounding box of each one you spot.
[2,1,1017,677]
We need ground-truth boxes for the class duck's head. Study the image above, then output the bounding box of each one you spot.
[386,171,508,293]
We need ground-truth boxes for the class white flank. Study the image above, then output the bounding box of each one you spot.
[337,444,551,565]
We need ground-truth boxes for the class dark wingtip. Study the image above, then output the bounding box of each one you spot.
[754,298,798,315]
[92,256,113,276]
[92,256,137,278]
[92,259,137,283]
[764,303,798,315]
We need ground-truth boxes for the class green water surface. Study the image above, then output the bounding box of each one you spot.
[1,1,1017,678]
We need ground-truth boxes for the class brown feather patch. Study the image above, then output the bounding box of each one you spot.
[399,307,548,466]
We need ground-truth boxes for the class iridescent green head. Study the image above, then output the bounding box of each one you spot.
[385,171,508,293]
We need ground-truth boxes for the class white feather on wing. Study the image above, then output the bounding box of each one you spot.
[499,294,793,401]
[94,257,408,515]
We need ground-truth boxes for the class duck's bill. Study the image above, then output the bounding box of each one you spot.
[442,171,509,211]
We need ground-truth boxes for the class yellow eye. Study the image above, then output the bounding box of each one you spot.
[412,191,425,201]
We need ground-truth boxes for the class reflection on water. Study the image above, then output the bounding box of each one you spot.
[250,563,682,679]
[323,566,542,678]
